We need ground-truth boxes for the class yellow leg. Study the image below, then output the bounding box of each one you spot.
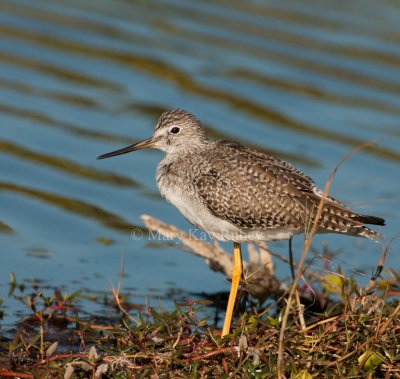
[221,242,242,337]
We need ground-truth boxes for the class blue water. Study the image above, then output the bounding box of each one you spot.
[0,0,399,329]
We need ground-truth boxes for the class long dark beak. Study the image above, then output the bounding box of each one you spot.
[97,137,156,160]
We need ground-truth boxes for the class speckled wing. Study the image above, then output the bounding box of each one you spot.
[192,141,383,239]
[192,141,317,231]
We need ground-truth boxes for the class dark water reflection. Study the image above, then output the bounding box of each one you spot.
[0,0,399,327]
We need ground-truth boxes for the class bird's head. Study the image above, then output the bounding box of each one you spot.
[97,109,208,159]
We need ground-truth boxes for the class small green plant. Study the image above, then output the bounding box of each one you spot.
[0,260,399,378]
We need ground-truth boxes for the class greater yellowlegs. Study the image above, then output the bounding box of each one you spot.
[98,109,385,336]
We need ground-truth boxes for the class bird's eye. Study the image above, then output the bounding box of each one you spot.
[170,127,180,134]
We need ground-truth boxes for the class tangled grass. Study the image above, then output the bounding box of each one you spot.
[0,255,399,379]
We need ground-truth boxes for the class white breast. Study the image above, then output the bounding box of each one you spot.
[157,180,296,242]
[156,156,297,242]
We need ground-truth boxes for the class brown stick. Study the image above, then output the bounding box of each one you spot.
[140,215,284,301]
[0,368,34,378]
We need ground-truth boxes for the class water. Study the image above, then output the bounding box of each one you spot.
[1,0,399,328]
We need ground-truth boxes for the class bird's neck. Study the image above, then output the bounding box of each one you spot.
[163,140,210,156]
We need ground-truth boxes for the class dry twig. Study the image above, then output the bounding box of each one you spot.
[141,214,285,301]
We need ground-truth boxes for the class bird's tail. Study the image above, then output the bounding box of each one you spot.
[348,213,385,240]
[316,203,385,240]
[349,214,385,226]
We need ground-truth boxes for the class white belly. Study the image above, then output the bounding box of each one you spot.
[158,183,296,242]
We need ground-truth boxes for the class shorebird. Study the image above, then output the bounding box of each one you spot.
[98,109,385,336]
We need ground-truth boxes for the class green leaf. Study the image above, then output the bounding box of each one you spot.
[291,369,313,379]
[322,274,343,295]
[358,350,384,370]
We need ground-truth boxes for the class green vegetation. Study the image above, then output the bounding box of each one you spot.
[0,263,399,378]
